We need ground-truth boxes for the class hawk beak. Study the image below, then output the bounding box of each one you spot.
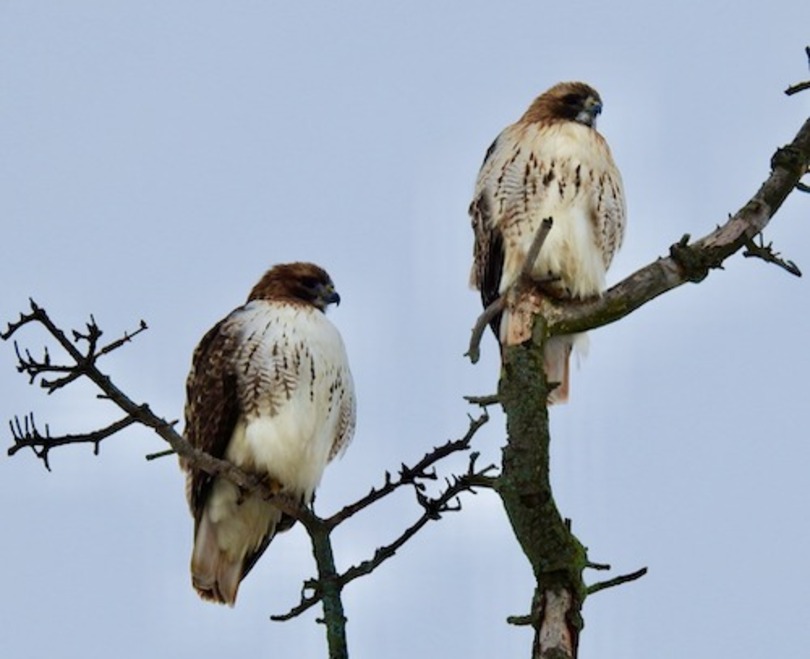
[577,98,602,127]
[323,287,341,307]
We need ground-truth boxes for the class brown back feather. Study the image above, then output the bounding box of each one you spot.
[470,193,505,339]
[184,318,241,525]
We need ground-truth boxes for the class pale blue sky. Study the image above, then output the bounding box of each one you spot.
[2,2,809,658]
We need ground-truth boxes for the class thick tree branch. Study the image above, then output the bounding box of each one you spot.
[497,319,587,659]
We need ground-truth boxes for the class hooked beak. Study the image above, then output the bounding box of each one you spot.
[577,96,602,127]
[321,284,341,307]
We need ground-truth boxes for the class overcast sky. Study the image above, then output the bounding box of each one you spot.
[2,2,809,658]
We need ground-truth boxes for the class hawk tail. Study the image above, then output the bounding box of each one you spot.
[544,333,588,405]
[191,514,244,606]
[190,485,284,606]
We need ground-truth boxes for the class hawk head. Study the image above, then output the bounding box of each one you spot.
[248,262,341,312]
[522,81,603,128]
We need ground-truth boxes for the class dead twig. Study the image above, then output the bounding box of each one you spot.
[743,234,802,276]
[784,46,810,96]
[325,410,491,528]
[272,451,498,622]
[465,218,554,363]
[465,297,504,364]
[587,567,648,596]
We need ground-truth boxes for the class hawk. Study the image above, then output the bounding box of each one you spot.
[469,81,626,403]
[181,262,356,605]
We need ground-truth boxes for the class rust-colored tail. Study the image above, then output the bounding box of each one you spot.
[190,486,284,606]
[544,335,573,404]
[191,514,245,606]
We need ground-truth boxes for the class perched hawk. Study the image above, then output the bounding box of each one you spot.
[469,81,625,403]
[181,262,356,605]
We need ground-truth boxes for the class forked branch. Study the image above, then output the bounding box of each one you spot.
[273,445,497,622]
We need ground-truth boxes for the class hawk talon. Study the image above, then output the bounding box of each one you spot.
[262,475,285,498]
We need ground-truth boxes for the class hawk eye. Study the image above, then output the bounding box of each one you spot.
[300,276,320,290]
[562,93,582,106]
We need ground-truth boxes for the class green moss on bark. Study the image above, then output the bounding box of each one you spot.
[496,319,587,650]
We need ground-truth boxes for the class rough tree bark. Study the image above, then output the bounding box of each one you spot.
[498,320,585,658]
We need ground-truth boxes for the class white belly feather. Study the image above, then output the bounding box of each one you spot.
[479,121,625,298]
[226,301,353,499]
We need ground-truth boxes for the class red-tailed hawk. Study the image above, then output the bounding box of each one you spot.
[181,262,356,605]
[470,81,625,403]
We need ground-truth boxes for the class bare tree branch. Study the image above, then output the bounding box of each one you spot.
[784,46,810,96]
[743,234,802,276]
[325,411,491,528]
[465,297,504,364]
[465,218,555,364]
[464,393,500,407]
[7,412,140,470]
[520,218,555,281]
[272,450,498,622]
[587,567,649,596]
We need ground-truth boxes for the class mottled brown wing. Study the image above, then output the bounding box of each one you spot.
[470,186,505,339]
[183,316,241,523]
[329,369,356,460]
[593,166,626,269]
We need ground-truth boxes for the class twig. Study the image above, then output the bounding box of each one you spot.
[465,217,554,364]
[96,319,149,357]
[587,567,648,596]
[464,393,500,407]
[3,301,149,396]
[145,448,176,461]
[325,411,490,527]
[519,217,554,280]
[272,455,498,622]
[785,81,810,96]
[7,412,140,469]
[465,297,504,364]
[784,46,810,95]
[743,234,802,276]
[506,614,533,627]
